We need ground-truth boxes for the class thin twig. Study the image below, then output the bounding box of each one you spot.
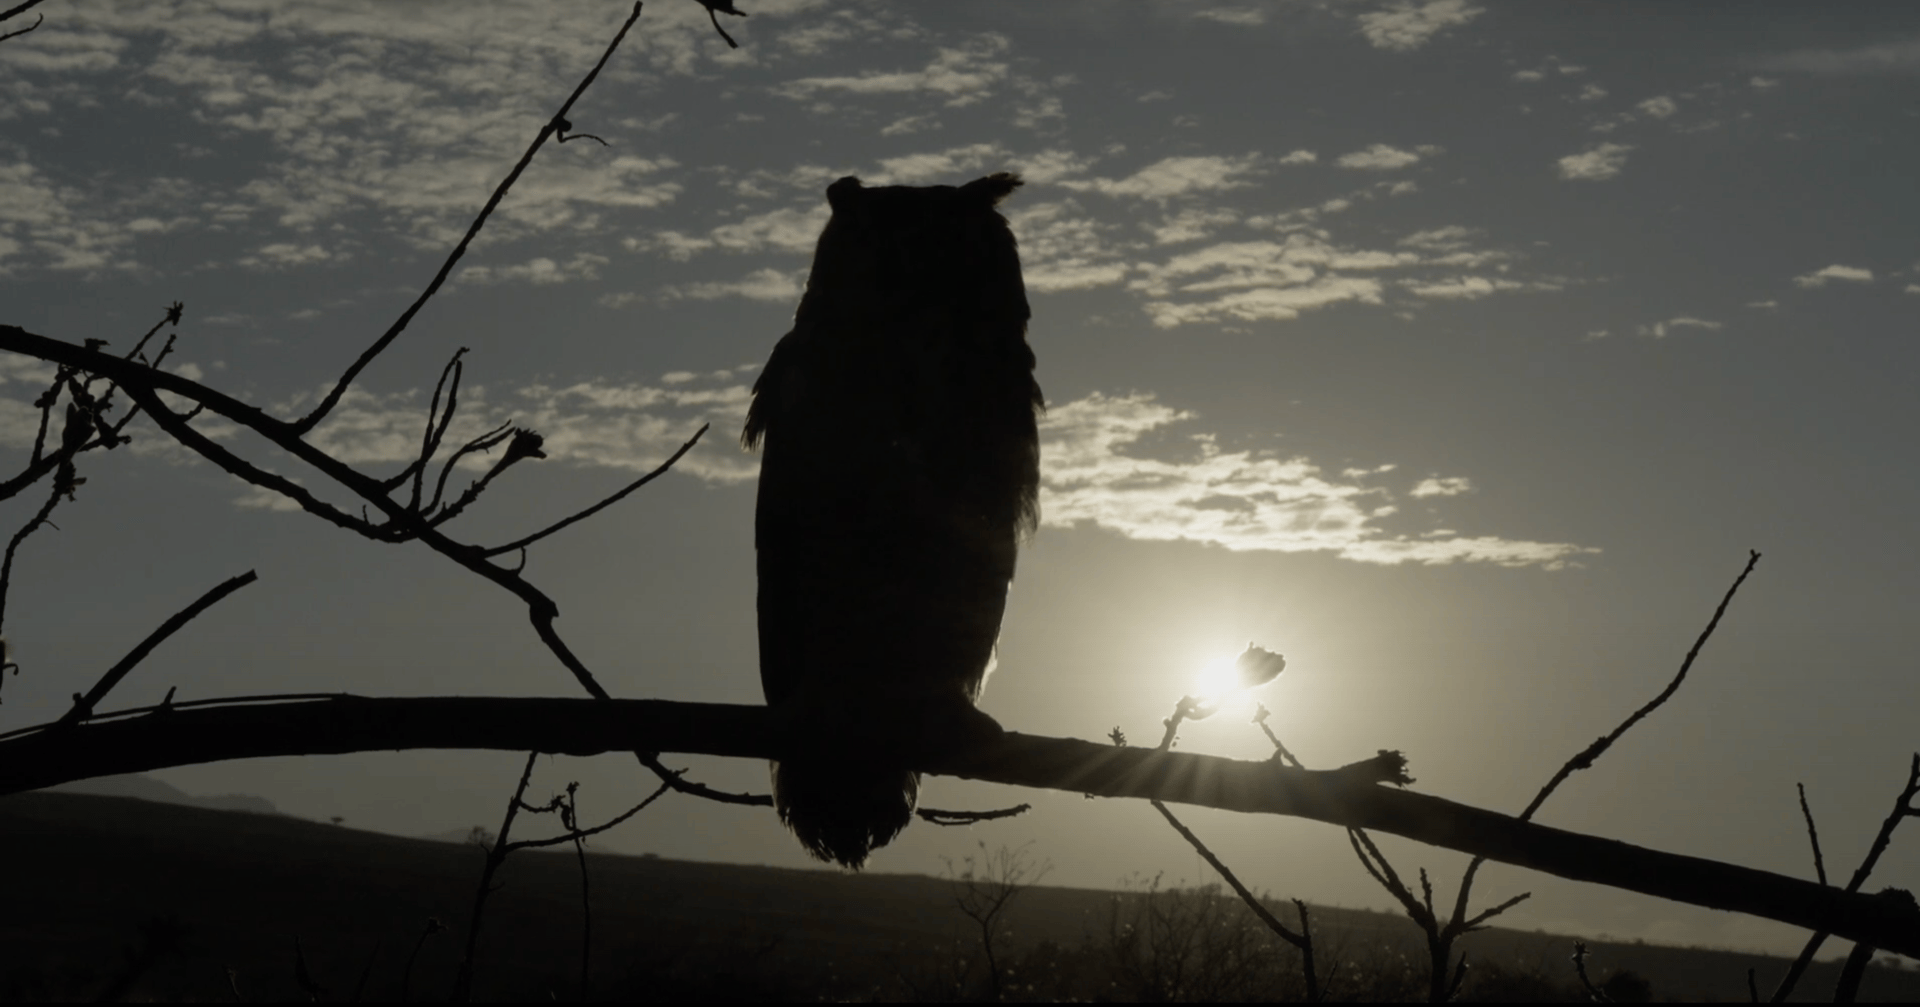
[427,423,513,513]
[0,0,47,26]
[1151,799,1307,946]
[57,570,258,725]
[481,423,708,556]
[409,349,467,512]
[501,779,670,852]
[571,793,592,1002]
[453,751,540,1003]
[1771,754,1920,1002]
[398,917,444,1003]
[1798,781,1828,886]
[0,473,63,643]
[1521,549,1763,821]
[0,10,41,43]
[693,0,746,47]
[1144,699,1313,999]
[1571,941,1611,1002]
[1447,551,1763,958]
[292,2,646,435]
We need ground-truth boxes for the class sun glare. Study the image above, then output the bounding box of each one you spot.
[1188,643,1288,709]
[1193,653,1244,701]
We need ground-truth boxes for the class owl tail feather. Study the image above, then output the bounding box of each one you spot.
[772,760,918,870]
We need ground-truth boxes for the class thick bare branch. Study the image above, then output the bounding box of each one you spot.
[1,694,1916,958]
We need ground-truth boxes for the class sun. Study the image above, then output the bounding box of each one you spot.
[1192,652,1246,702]
[1189,643,1289,707]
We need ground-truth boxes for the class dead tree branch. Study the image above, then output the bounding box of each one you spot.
[0,694,1914,957]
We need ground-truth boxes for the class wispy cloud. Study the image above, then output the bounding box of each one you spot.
[272,371,759,487]
[1039,393,1592,567]
[1334,144,1433,171]
[656,267,804,303]
[1006,199,1131,293]
[1192,8,1267,27]
[1637,95,1678,118]
[1354,1,1486,53]
[457,253,608,286]
[1557,143,1633,181]
[1129,235,1412,326]
[1404,276,1548,300]
[1756,37,1920,75]
[1058,154,1265,200]
[1792,264,1874,288]
[1638,316,1721,339]
[776,35,1011,106]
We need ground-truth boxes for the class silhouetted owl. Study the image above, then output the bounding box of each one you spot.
[742,172,1042,869]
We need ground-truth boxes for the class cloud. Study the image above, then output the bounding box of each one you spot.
[1398,226,1477,250]
[1058,154,1264,200]
[1355,1,1486,53]
[1146,208,1242,245]
[1140,275,1385,327]
[236,242,339,270]
[1410,476,1473,497]
[1006,199,1131,293]
[1792,264,1874,288]
[456,253,607,286]
[1403,276,1539,300]
[1637,95,1678,118]
[1756,37,1920,75]
[0,160,180,272]
[1512,69,1545,82]
[776,35,1011,106]
[656,267,804,303]
[1750,76,1780,90]
[1638,316,1721,339]
[0,4,739,274]
[1129,234,1422,326]
[1277,149,1318,165]
[872,142,1011,185]
[235,484,304,512]
[879,113,940,136]
[271,371,759,487]
[1335,144,1427,171]
[1193,8,1267,26]
[1038,393,1593,567]
[1907,284,1920,295]
[1557,143,1633,181]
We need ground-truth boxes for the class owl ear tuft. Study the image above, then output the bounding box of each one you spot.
[826,176,864,211]
[963,172,1023,206]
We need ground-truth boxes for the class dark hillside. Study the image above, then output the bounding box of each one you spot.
[1,790,1914,1000]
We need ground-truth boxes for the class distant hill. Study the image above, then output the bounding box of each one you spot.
[46,773,280,816]
[0,790,1913,1001]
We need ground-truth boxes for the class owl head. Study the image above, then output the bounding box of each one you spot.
[800,173,1028,323]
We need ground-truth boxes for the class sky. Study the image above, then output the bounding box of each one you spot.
[2,0,1918,959]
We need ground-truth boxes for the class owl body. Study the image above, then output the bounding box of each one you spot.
[743,173,1041,869]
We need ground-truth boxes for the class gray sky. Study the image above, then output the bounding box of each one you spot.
[3,0,1917,957]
